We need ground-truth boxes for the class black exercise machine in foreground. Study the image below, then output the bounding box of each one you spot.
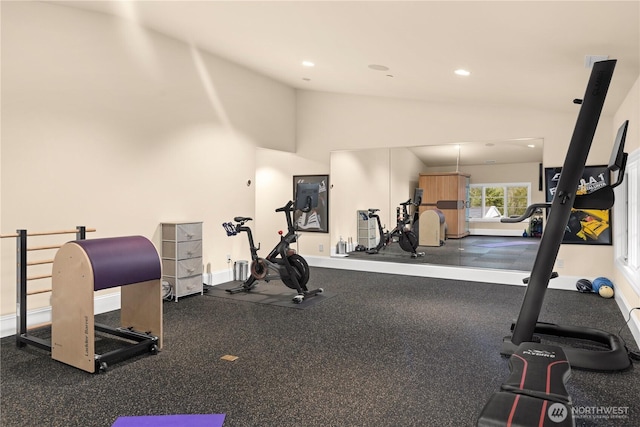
[500,59,631,371]
[477,58,630,427]
[478,342,575,426]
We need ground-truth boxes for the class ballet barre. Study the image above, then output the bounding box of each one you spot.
[1,226,95,351]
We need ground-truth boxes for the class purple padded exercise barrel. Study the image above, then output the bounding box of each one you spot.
[73,236,161,291]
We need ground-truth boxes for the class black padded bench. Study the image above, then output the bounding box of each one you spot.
[477,342,575,426]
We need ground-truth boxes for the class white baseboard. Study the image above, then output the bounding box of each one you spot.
[203,267,235,287]
[470,228,524,237]
[1,292,121,339]
[306,255,576,290]
[615,290,640,350]
[1,270,236,338]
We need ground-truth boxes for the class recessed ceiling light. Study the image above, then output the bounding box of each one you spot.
[527,144,535,148]
[302,61,315,67]
[454,69,471,76]
[368,64,389,71]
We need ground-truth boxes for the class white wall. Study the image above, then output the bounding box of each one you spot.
[0,2,296,315]
[390,147,428,214]
[295,90,605,162]
[330,149,390,251]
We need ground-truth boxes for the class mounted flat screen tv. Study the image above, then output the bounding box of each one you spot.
[608,120,629,188]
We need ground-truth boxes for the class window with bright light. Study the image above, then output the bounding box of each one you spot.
[469,183,530,219]
[615,150,639,293]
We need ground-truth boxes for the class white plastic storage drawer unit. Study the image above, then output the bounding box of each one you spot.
[161,222,203,301]
[357,210,377,249]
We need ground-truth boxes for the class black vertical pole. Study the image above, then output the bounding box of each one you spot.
[510,60,616,345]
[16,229,27,347]
[76,225,86,240]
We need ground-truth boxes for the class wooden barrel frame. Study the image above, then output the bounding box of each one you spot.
[51,236,162,373]
[1,228,162,373]
[419,209,446,247]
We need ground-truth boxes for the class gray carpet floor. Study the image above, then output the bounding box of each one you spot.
[1,267,638,427]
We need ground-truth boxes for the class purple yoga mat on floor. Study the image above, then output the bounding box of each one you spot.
[112,414,225,427]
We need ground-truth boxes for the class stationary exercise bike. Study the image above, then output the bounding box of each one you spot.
[365,192,425,258]
[222,185,323,303]
[389,198,425,258]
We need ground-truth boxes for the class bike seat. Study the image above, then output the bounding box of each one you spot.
[234,216,252,223]
[399,199,412,206]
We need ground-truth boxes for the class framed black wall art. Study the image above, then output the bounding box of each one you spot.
[544,165,612,245]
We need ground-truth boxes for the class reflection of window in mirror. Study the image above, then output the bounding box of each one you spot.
[469,187,482,218]
[485,186,505,216]
[508,186,529,216]
[469,183,531,219]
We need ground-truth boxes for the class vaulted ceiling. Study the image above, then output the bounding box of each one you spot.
[52,1,639,164]
[55,1,639,115]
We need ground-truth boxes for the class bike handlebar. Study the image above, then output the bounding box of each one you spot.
[275,200,295,213]
[500,203,550,223]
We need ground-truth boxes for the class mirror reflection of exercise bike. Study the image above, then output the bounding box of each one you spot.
[365,190,425,258]
[222,184,323,303]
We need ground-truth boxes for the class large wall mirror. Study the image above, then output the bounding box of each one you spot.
[330,138,545,272]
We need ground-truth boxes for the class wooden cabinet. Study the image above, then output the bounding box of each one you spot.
[418,172,470,239]
[161,222,203,301]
